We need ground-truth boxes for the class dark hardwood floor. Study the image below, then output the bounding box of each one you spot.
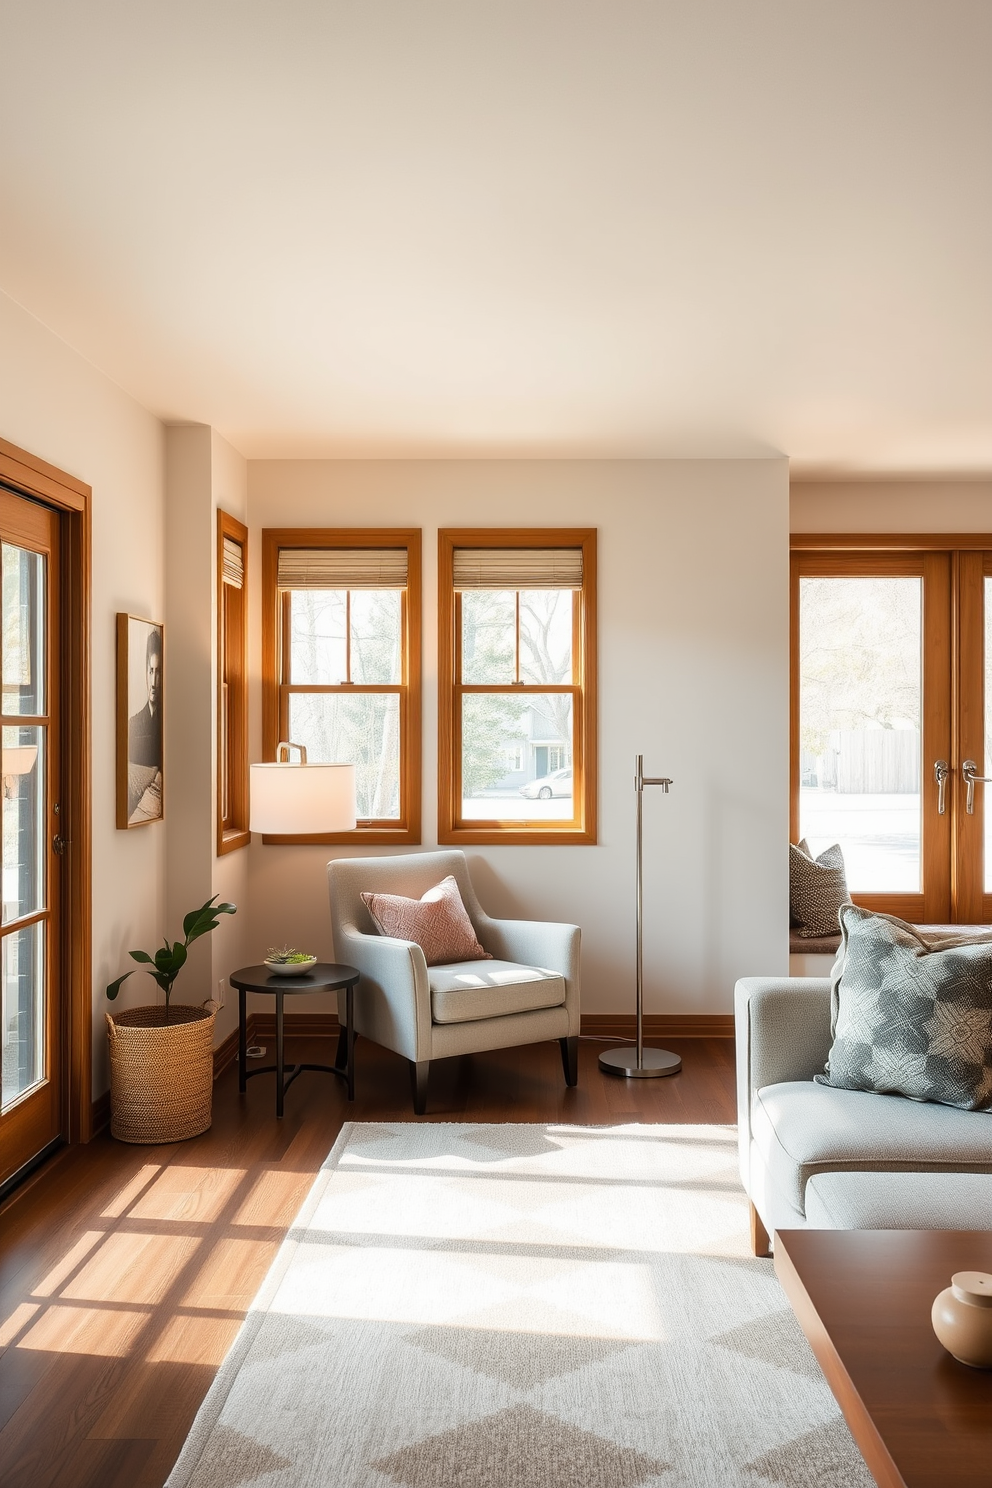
[0,1034,736,1488]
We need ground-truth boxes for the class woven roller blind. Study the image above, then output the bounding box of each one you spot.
[452,548,583,591]
[277,548,408,591]
[222,536,244,589]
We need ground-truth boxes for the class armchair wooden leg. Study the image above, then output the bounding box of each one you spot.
[412,1060,429,1115]
[559,1036,578,1088]
[749,1202,771,1258]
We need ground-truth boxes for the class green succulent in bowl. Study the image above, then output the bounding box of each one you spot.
[265,947,316,964]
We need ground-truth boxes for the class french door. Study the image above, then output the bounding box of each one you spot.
[0,488,62,1189]
[792,542,992,925]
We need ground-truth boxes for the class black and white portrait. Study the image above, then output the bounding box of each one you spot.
[116,614,164,828]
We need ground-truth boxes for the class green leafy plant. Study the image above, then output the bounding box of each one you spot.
[107,895,237,1020]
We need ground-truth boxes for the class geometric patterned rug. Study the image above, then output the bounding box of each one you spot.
[165,1123,873,1488]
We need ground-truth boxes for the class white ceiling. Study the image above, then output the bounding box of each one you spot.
[1,1,990,470]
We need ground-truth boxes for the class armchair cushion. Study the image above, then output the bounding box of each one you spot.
[428,960,566,1024]
[361,874,491,966]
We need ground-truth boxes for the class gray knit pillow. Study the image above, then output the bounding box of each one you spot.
[817,904,992,1111]
[789,839,849,938]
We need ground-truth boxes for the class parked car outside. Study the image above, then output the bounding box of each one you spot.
[519,766,572,800]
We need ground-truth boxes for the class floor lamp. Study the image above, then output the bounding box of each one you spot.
[599,755,682,1079]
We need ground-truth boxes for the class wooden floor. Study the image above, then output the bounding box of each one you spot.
[0,1034,736,1488]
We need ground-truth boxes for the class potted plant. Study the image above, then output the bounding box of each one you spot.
[105,895,236,1143]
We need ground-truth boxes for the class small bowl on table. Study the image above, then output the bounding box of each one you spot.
[264,955,318,977]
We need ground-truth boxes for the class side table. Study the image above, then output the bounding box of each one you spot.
[230,962,360,1117]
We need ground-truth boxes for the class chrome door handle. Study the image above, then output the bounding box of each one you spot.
[962,759,992,814]
[934,759,950,816]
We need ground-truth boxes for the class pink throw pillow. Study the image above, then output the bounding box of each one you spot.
[361,875,492,966]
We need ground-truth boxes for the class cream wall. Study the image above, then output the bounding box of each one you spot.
[246,459,790,1015]
[791,480,992,532]
[164,425,250,1053]
[0,288,166,1095]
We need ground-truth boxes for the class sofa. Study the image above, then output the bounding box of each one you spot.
[735,975,992,1256]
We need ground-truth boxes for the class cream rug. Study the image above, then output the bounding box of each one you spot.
[167,1123,872,1488]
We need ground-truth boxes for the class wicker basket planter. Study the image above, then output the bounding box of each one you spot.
[106,1001,218,1143]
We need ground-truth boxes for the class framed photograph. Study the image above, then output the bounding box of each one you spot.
[116,613,164,828]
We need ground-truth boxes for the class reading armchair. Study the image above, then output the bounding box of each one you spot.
[327,850,581,1113]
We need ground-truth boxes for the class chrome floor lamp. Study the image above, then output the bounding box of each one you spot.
[599,755,683,1079]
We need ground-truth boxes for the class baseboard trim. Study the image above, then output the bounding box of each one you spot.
[580,1014,735,1039]
[91,1088,111,1135]
[252,1011,341,1040]
[213,1022,242,1080]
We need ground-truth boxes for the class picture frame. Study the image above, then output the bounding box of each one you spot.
[116,613,164,828]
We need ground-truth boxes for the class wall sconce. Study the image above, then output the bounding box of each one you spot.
[249,742,356,835]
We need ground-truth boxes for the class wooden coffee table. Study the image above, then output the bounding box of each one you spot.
[775,1229,992,1488]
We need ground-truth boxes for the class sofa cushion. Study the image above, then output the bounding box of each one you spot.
[428,960,565,1024]
[819,904,992,1111]
[361,874,492,966]
[752,1079,992,1216]
[790,839,849,938]
[805,1170,992,1230]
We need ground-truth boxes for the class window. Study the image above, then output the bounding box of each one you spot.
[262,529,421,843]
[438,529,596,844]
[792,535,992,922]
[217,510,249,854]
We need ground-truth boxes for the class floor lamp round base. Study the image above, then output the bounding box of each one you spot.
[598,1047,683,1078]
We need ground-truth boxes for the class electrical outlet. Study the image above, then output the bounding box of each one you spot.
[216,977,226,1009]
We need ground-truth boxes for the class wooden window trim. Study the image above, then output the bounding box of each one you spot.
[217,510,249,855]
[438,528,597,846]
[792,532,992,552]
[261,527,422,845]
[0,436,92,1145]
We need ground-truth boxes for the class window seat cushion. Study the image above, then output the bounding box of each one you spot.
[789,929,840,955]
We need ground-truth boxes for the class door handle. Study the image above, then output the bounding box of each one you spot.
[934,759,950,816]
[961,759,992,815]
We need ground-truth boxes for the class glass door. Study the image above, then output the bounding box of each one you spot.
[953,552,992,923]
[793,543,992,926]
[0,488,61,1190]
[792,552,952,923]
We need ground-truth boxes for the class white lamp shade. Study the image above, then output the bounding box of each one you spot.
[250,762,357,834]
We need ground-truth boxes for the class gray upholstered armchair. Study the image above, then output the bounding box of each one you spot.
[327,850,580,1113]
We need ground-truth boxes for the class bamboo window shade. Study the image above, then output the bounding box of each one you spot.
[452,548,583,590]
[276,548,408,590]
[222,536,244,588]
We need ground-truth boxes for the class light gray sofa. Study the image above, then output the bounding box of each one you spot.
[328,850,581,1114]
[735,975,992,1256]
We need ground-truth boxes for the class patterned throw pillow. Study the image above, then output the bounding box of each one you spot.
[361,875,492,967]
[789,839,849,938]
[817,904,992,1111]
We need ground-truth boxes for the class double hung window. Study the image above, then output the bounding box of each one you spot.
[262,529,421,843]
[217,511,249,854]
[438,529,597,844]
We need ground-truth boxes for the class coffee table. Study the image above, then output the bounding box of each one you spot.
[775,1229,992,1488]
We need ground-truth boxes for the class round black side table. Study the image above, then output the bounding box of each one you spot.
[230,962,360,1117]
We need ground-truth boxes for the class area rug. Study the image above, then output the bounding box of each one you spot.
[167,1123,872,1488]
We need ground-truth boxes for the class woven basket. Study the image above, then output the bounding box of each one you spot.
[106,1001,218,1144]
